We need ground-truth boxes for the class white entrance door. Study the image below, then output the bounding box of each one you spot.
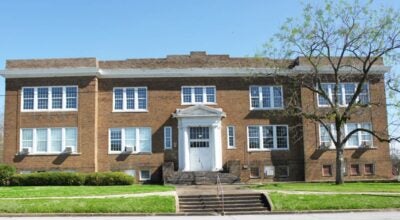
[189,127,213,171]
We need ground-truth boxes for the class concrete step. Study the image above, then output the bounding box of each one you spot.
[179,196,262,202]
[179,200,263,205]
[180,207,269,212]
[179,203,265,209]
[165,171,240,185]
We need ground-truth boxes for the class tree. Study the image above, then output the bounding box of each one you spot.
[262,0,400,184]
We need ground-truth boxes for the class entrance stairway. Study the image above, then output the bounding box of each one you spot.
[178,193,271,214]
[164,171,240,185]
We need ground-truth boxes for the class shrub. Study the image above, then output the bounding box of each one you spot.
[9,171,134,186]
[0,164,16,186]
[10,172,85,186]
[84,172,134,186]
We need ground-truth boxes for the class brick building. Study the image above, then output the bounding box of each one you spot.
[0,52,393,183]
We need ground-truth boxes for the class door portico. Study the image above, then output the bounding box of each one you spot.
[173,105,226,171]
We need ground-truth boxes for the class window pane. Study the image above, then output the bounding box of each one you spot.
[344,83,355,105]
[261,87,271,108]
[126,89,135,109]
[318,84,330,106]
[50,128,62,152]
[110,129,122,151]
[164,127,172,149]
[125,128,136,151]
[273,87,283,107]
[206,87,215,103]
[276,126,288,148]
[248,127,260,149]
[194,87,203,102]
[66,87,77,109]
[21,129,33,149]
[262,126,274,148]
[359,83,369,104]
[137,88,147,110]
[36,129,48,152]
[346,123,359,146]
[250,87,259,108]
[65,128,77,151]
[52,87,63,109]
[114,89,123,110]
[139,128,151,152]
[182,87,192,103]
[37,88,49,109]
[319,124,332,145]
[227,126,235,147]
[23,88,34,110]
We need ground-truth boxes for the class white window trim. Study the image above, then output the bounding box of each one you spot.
[112,87,148,112]
[317,82,370,107]
[108,127,152,154]
[249,85,284,110]
[139,170,151,181]
[181,86,217,105]
[318,122,374,149]
[247,125,290,151]
[227,126,236,149]
[19,127,78,155]
[21,86,78,112]
[164,126,172,150]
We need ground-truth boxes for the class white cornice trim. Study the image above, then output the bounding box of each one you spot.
[0,66,389,79]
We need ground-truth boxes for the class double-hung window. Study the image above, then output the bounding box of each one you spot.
[247,125,289,150]
[164,126,172,150]
[181,86,216,104]
[317,82,369,107]
[109,127,152,153]
[22,86,78,111]
[227,126,236,149]
[20,127,77,154]
[250,86,283,110]
[113,87,147,111]
[319,123,373,148]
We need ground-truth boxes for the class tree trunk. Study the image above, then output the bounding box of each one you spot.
[335,147,344,184]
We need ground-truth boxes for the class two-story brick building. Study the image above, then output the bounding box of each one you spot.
[0,52,393,183]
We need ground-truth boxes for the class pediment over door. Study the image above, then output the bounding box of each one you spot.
[172,105,226,118]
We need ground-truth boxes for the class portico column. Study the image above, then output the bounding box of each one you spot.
[212,123,223,171]
[183,127,191,171]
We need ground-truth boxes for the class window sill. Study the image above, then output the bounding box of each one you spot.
[227,147,236,150]
[16,153,81,156]
[250,107,284,111]
[319,147,377,151]
[21,109,78,113]
[112,110,148,113]
[181,103,217,106]
[248,148,289,152]
[108,152,152,155]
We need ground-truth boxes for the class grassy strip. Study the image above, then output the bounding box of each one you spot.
[269,192,400,211]
[0,185,175,198]
[0,196,175,213]
[251,182,400,192]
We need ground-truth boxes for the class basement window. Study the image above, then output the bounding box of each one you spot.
[275,166,289,178]
[140,170,151,181]
[350,164,360,176]
[250,167,260,178]
[264,166,275,177]
[322,165,333,177]
[364,164,375,175]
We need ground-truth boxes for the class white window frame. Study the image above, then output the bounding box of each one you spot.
[139,170,151,181]
[317,82,370,107]
[249,85,284,110]
[112,87,148,112]
[164,126,172,150]
[318,122,373,149]
[21,86,78,112]
[247,125,289,151]
[181,86,217,105]
[227,126,236,149]
[19,127,78,154]
[108,127,152,154]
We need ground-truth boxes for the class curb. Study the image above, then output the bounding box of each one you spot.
[1,209,400,217]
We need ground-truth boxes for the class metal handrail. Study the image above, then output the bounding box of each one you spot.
[216,174,224,215]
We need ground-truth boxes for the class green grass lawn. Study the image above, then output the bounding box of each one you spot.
[0,185,175,198]
[251,182,400,192]
[0,196,175,213]
[269,192,400,211]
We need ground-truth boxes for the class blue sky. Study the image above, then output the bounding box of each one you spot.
[0,0,400,116]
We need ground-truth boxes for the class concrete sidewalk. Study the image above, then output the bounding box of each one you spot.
[175,184,254,196]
